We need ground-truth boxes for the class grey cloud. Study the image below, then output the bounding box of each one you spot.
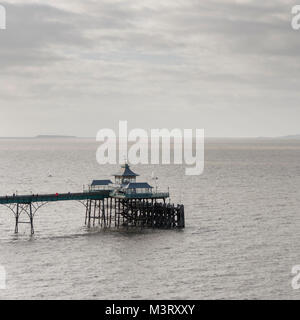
[0,2,91,68]
[0,0,300,137]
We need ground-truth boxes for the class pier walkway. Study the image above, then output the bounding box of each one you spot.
[0,191,110,205]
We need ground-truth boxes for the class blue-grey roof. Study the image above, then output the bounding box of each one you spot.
[91,180,112,186]
[125,182,153,189]
[114,164,139,177]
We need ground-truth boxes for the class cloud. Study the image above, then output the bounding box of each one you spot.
[0,2,91,68]
[0,0,299,137]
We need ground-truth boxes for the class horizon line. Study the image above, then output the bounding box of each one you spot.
[0,135,299,140]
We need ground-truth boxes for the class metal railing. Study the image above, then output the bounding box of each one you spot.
[109,191,169,199]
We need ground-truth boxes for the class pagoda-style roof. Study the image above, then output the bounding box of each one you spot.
[91,180,112,186]
[114,164,139,177]
[125,182,153,189]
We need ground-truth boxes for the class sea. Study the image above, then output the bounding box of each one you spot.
[0,138,300,299]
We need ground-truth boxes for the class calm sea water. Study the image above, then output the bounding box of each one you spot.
[0,138,300,300]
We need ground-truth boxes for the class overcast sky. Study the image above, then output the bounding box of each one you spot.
[0,0,299,137]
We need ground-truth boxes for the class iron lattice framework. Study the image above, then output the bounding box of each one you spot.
[2,201,48,234]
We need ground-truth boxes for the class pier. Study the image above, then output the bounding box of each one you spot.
[0,164,185,234]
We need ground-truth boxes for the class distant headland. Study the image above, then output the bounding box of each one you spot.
[35,135,77,139]
[277,134,300,139]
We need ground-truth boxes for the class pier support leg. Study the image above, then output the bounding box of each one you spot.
[29,203,34,235]
[102,199,106,228]
[14,204,19,234]
[114,199,117,227]
[81,197,184,231]
[117,199,120,228]
[109,198,112,227]
[87,200,92,228]
[177,205,185,228]
[93,200,96,226]
[98,200,101,225]
[84,200,88,225]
